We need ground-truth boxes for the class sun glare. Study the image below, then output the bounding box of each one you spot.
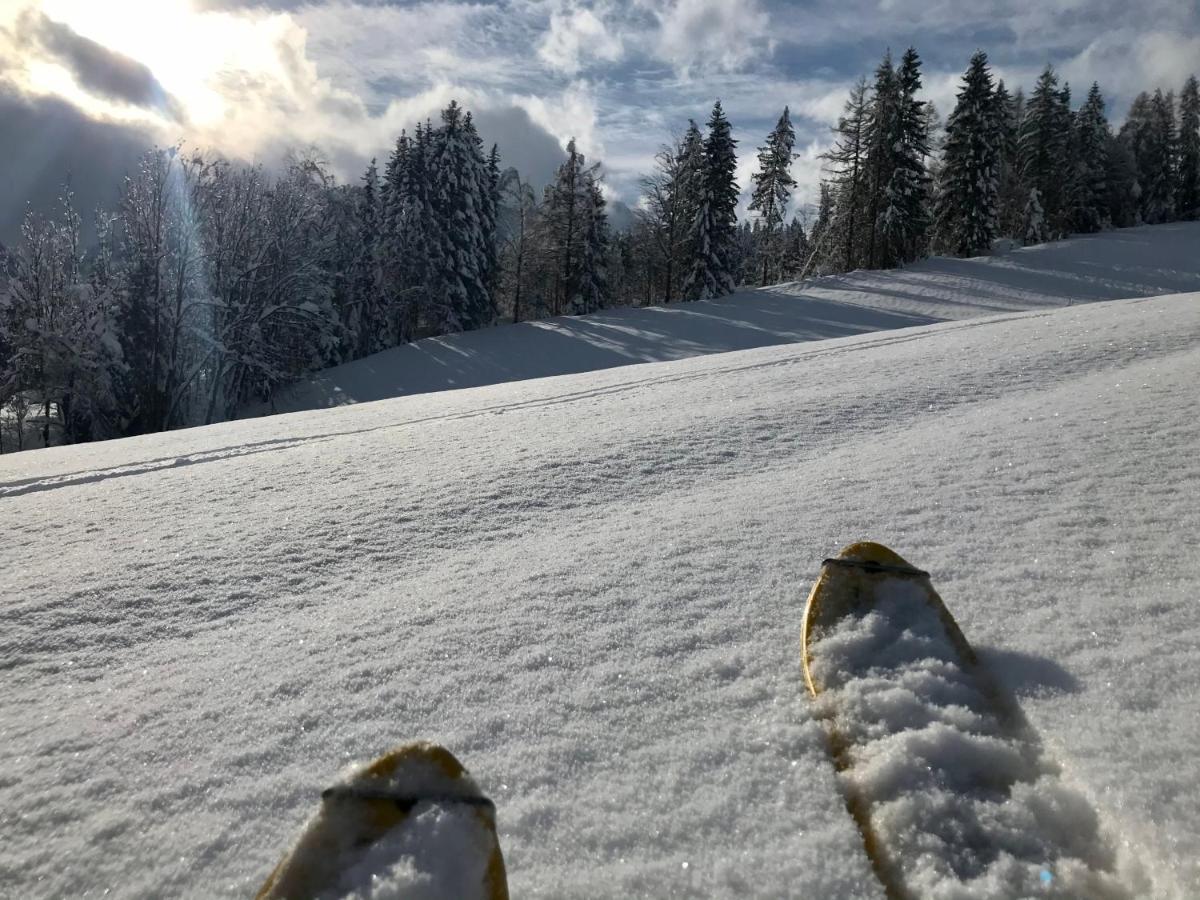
[37,0,286,127]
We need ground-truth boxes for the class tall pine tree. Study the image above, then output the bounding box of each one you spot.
[747,107,797,285]
[877,47,931,266]
[934,51,1000,257]
[1070,83,1110,233]
[683,101,739,300]
[1178,75,1200,220]
[820,78,869,272]
[1019,66,1071,236]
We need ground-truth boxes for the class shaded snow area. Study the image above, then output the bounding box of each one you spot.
[2,291,1199,898]
[810,577,1136,899]
[252,222,1200,416]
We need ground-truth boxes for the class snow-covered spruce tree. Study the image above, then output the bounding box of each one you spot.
[349,159,384,359]
[1120,91,1176,224]
[379,129,412,343]
[1070,83,1110,233]
[780,216,811,281]
[933,51,1000,257]
[683,101,739,300]
[637,123,703,304]
[421,103,495,334]
[747,106,797,285]
[807,181,837,275]
[673,120,707,295]
[862,51,900,268]
[1023,186,1049,244]
[1019,66,1071,237]
[573,177,610,315]
[1103,131,1140,228]
[461,111,497,330]
[995,84,1026,238]
[820,78,869,273]
[483,143,502,309]
[1178,75,1200,220]
[1150,89,1178,223]
[540,138,608,315]
[877,47,931,266]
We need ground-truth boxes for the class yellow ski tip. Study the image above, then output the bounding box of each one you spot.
[802,542,955,698]
[258,742,508,900]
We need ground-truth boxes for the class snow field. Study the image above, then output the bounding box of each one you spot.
[1,288,1199,897]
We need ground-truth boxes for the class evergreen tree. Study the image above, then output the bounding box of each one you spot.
[877,47,931,266]
[573,178,610,314]
[747,106,797,285]
[934,51,1000,257]
[996,85,1026,237]
[541,138,608,315]
[1103,131,1139,227]
[1178,75,1200,220]
[863,51,900,267]
[809,181,837,275]
[1019,66,1071,236]
[820,78,869,272]
[683,101,739,299]
[350,159,384,357]
[1070,83,1110,233]
[426,102,491,333]
[1121,91,1176,223]
[1023,187,1049,244]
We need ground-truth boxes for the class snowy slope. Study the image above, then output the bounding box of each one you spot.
[252,222,1200,416]
[3,287,1199,898]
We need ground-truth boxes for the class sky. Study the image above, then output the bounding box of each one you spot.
[1,0,1198,243]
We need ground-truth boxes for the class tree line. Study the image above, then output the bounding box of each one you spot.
[2,51,1198,452]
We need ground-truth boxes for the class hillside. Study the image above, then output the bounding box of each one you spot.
[251,222,1200,415]
[1,231,1198,897]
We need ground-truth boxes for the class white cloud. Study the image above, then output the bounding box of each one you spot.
[513,80,603,162]
[1062,30,1200,111]
[652,0,773,75]
[538,3,624,75]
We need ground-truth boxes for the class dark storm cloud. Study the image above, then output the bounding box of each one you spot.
[20,11,185,120]
[0,88,154,244]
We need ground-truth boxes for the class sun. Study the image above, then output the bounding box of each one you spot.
[37,0,279,126]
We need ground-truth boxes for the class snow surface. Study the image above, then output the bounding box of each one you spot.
[2,232,1200,898]
[251,222,1200,416]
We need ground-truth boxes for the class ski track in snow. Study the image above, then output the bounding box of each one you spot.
[2,229,1200,898]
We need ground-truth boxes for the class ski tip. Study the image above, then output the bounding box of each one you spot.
[802,542,934,698]
[258,742,508,900]
[822,541,928,577]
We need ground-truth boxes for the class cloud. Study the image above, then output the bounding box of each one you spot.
[0,86,154,244]
[514,81,603,163]
[471,105,567,187]
[1061,30,1200,111]
[653,0,774,74]
[538,3,624,75]
[15,12,185,119]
